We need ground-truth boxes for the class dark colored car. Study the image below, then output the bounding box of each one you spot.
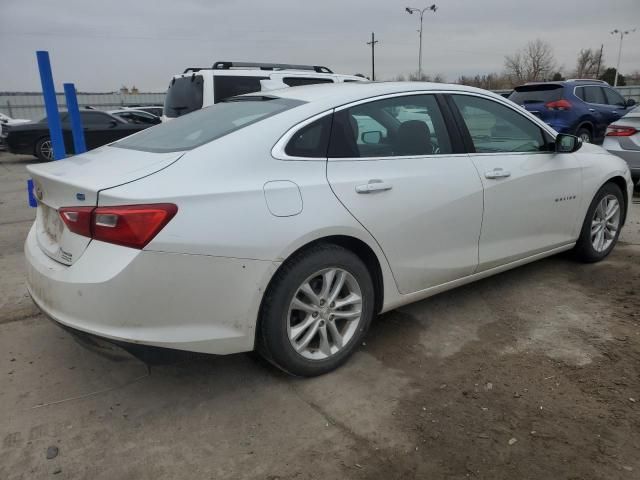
[508,80,636,143]
[2,110,153,161]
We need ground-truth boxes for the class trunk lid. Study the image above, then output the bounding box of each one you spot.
[27,145,183,265]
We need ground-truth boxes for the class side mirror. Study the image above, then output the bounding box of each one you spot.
[109,120,118,128]
[626,98,636,108]
[361,131,382,144]
[556,133,582,153]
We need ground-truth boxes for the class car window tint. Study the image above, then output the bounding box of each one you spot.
[214,76,268,103]
[285,115,332,157]
[583,86,606,104]
[165,75,204,118]
[81,112,116,126]
[328,94,452,158]
[451,95,549,153]
[574,86,585,101]
[603,88,626,107]
[508,84,563,104]
[282,77,334,87]
[115,97,304,153]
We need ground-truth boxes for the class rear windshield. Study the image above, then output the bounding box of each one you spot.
[114,97,304,153]
[164,76,204,118]
[508,84,563,104]
[214,76,267,103]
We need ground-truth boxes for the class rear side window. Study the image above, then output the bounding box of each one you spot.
[115,97,304,153]
[328,94,452,158]
[285,115,332,157]
[214,76,267,103]
[164,76,204,118]
[582,86,606,104]
[508,84,563,104]
[282,77,334,87]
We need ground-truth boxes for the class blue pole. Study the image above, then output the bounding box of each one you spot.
[36,51,66,160]
[63,83,86,154]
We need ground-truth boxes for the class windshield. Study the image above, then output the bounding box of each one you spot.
[509,84,563,104]
[164,76,204,118]
[115,97,304,153]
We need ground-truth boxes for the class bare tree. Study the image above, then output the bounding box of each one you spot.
[457,73,511,90]
[574,48,604,78]
[432,73,446,83]
[504,39,557,84]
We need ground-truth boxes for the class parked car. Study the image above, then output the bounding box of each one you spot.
[0,112,31,149]
[604,106,640,186]
[25,82,632,376]
[3,110,153,161]
[508,79,636,143]
[109,109,161,125]
[124,105,163,117]
[163,61,367,121]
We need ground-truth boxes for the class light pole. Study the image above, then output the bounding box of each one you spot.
[610,28,636,86]
[405,4,437,80]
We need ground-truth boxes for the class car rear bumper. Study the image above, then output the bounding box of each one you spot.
[25,224,278,355]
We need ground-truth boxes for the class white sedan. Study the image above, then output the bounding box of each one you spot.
[25,82,633,376]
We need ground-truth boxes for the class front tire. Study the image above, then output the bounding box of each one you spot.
[35,137,54,161]
[573,182,624,262]
[258,244,375,377]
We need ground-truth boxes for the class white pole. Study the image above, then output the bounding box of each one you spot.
[614,31,623,87]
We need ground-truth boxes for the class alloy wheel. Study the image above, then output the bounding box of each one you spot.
[287,268,363,360]
[591,194,620,253]
[40,139,53,160]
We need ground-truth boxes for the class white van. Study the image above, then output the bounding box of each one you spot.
[163,61,367,120]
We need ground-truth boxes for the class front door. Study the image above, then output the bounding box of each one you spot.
[449,93,583,271]
[326,93,484,294]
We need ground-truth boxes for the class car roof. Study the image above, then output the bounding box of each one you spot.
[109,109,154,114]
[246,81,499,105]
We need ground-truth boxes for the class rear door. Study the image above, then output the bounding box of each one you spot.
[449,93,582,270]
[326,93,484,294]
[580,86,610,138]
[80,111,125,148]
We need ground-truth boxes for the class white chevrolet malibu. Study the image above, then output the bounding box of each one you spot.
[25,82,633,376]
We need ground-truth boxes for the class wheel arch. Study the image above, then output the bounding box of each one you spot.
[259,233,387,328]
[604,175,629,226]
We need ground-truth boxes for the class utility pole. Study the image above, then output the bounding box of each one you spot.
[366,32,379,81]
[610,28,637,86]
[595,44,603,78]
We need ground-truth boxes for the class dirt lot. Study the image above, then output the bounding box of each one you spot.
[1,151,639,480]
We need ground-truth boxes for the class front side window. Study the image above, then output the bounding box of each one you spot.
[81,112,118,126]
[282,77,334,87]
[328,94,452,158]
[115,97,304,153]
[603,88,626,107]
[213,76,267,103]
[451,95,550,153]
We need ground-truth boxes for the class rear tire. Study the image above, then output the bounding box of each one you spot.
[576,127,592,144]
[35,137,54,162]
[258,244,374,377]
[573,182,624,263]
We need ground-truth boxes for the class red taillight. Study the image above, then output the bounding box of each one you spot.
[59,207,93,237]
[58,203,178,249]
[606,125,638,137]
[545,99,572,111]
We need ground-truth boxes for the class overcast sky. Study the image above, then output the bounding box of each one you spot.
[0,0,638,92]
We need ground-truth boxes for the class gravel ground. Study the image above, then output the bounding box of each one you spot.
[1,151,639,479]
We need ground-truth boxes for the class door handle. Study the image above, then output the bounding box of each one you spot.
[588,108,596,112]
[355,179,393,193]
[485,168,511,179]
